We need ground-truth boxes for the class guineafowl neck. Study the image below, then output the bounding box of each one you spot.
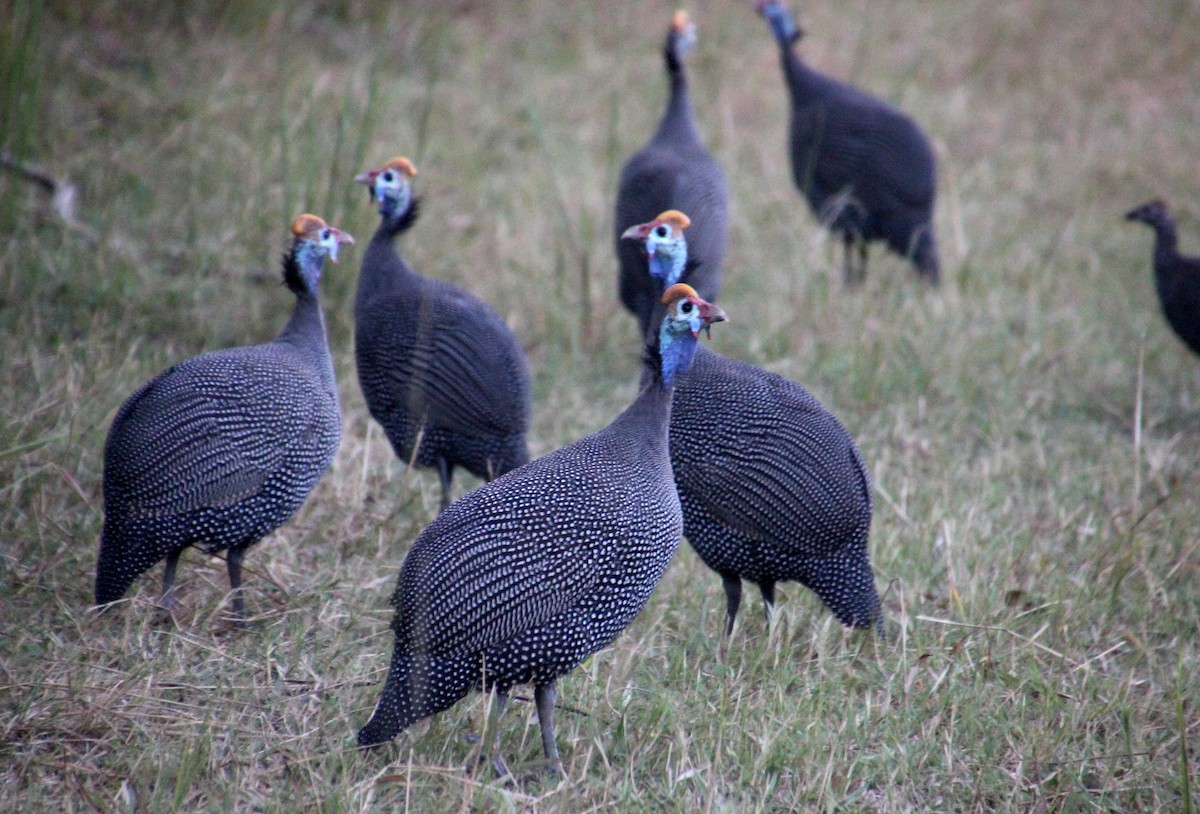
[1152,221,1179,257]
[278,292,335,388]
[655,76,699,145]
[649,252,686,289]
[615,375,675,455]
[782,50,825,98]
[356,226,414,307]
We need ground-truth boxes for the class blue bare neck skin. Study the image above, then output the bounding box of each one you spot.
[658,323,698,387]
[650,240,688,289]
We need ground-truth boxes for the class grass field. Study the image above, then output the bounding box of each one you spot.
[3,0,1199,810]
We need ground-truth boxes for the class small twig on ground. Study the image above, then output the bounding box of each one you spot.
[1,150,97,243]
[916,614,1068,664]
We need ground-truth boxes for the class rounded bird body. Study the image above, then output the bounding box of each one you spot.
[758,0,939,284]
[354,157,532,511]
[1126,198,1200,357]
[615,10,729,333]
[622,211,880,634]
[357,284,727,774]
[96,215,351,619]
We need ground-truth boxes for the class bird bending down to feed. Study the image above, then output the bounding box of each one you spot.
[1125,198,1200,357]
[354,156,532,512]
[356,284,727,775]
[614,8,729,332]
[756,0,939,285]
[622,210,881,635]
[95,214,351,621]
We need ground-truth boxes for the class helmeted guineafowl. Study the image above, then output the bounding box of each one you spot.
[614,9,729,333]
[1125,198,1200,357]
[756,0,939,285]
[356,284,727,774]
[622,210,880,634]
[354,156,532,512]
[96,214,351,620]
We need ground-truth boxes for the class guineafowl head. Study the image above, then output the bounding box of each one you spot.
[622,209,691,289]
[1125,199,1172,230]
[665,10,697,70]
[285,214,354,294]
[756,0,803,45]
[659,282,726,385]
[355,156,418,221]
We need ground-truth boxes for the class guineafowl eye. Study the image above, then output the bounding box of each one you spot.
[654,225,670,238]
[321,229,332,241]
[679,300,695,315]
[382,170,394,183]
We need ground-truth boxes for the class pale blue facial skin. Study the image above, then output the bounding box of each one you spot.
[645,225,688,288]
[295,226,351,287]
[373,170,413,220]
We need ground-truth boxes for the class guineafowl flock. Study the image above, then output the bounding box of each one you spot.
[87,1,1197,781]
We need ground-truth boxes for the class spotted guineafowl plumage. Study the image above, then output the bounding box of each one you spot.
[615,10,729,332]
[1125,198,1200,357]
[757,0,939,284]
[623,211,880,634]
[356,284,726,774]
[96,215,351,619]
[354,156,532,512]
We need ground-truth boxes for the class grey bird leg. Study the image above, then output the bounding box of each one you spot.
[721,573,742,636]
[759,580,777,624]
[436,457,453,513]
[535,682,562,775]
[483,690,510,778]
[843,233,867,286]
[226,544,248,622]
[158,548,183,613]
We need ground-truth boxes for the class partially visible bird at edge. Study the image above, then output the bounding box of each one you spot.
[1125,198,1200,357]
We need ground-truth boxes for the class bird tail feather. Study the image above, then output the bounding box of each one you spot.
[357,646,476,747]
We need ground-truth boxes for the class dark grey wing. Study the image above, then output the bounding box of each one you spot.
[400,284,531,437]
[673,355,867,547]
[103,348,326,518]
[390,438,651,657]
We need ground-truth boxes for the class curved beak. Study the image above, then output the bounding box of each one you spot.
[621,222,653,242]
[354,169,380,202]
[699,301,727,338]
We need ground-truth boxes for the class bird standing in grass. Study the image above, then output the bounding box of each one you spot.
[614,9,729,332]
[1125,198,1200,357]
[756,0,939,284]
[354,156,532,512]
[356,284,726,775]
[95,214,352,620]
[622,210,880,635]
